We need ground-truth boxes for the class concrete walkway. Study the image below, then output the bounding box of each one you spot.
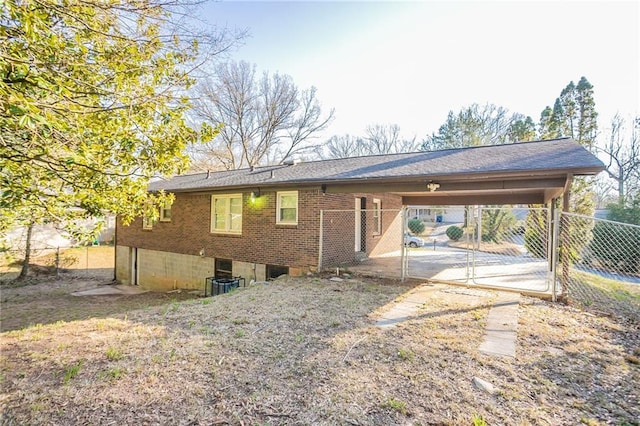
[375,283,445,328]
[71,285,149,296]
[375,283,520,358]
[479,293,520,358]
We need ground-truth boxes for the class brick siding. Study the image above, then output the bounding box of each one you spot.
[117,189,402,270]
[319,193,403,267]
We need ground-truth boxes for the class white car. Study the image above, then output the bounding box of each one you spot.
[404,234,425,248]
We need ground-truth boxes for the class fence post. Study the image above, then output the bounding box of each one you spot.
[318,210,323,273]
[467,206,474,283]
[55,247,60,277]
[546,205,553,297]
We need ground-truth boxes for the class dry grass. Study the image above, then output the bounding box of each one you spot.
[1,276,638,425]
[448,240,521,256]
[0,277,195,333]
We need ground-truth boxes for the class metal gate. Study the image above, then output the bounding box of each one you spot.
[404,206,555,294]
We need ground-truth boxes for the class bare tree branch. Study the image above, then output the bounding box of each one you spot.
[188,60,333,170]
[596,114,640,204]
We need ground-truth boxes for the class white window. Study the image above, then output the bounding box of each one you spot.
[142,215,154,230]
[373,198,381,235]
[211,194,242,234]
[142,202,155,230]
[159,202,172,222]
[276,191,298,225]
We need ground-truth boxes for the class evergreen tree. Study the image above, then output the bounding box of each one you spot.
[422,104,526,150]
[538,99,564,139]
[540,77,599,300]
[507,116,537,142]
[527,77,599,276]
[537,77,598,214]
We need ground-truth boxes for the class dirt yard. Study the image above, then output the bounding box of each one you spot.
[1,275,638,425]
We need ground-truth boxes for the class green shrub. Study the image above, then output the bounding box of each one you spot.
[446,225,463,241]
[524,227,545,258]
[480,208,516,243]
[524,209,547,258]
[407,218,425,235]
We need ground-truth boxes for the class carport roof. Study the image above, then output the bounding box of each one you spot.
[150,138,604,195]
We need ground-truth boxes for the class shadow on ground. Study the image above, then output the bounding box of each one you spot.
[0,277,197,332]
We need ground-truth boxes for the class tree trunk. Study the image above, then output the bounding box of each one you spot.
[18,222,34,280]
[618,175,625,205]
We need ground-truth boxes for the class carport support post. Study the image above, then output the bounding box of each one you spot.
[559,174,573,302]
[549,203,560,302]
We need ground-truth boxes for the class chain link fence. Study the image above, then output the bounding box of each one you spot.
[406,207,471,283]
[560,213,640,323]
[469,207,552,292]
[319,209,404,278]
[1,245,115,282]
[404,207,554,293]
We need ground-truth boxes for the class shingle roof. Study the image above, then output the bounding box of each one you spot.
[149,138,604,193]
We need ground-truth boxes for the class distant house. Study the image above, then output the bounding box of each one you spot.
[115,138,603,292]
[3,215,115,251]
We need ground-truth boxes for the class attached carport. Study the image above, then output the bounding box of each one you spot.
[316,138,604,298]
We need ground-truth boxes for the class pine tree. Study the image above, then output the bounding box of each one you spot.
[541,77,599,300]
[538,77,598,215]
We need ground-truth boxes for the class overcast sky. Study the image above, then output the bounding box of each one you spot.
[198,1,639,142]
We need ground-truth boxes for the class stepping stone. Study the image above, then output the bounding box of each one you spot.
[479,293,520,358]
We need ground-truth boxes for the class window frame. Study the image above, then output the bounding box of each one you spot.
[215,258,233,279]
[276,191,298,225]
[142,201,155,230]
[142,214,154,230]
[159,201,172,222]
[373,198,382,235]
[210,193,243,234]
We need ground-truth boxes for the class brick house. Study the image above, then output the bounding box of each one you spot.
[115,138,603,291]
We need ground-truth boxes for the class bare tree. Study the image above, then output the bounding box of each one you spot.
[318,124,419,159]
[597,114,640,204]
[364,124,421,154]
[188,61,334,170]
[592,173,616,209]
[317,135,367,159]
